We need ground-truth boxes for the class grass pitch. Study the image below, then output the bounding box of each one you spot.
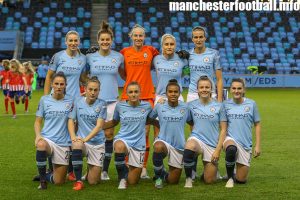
[0,88,299,199]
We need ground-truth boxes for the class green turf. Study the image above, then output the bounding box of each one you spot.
[0,88,299,199]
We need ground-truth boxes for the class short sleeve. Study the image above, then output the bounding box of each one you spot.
[213,50,221,70]
[81,56,87,73]
[118,53,125,69]
[36,97,45,117]
[68,100,77,119]
[253,101,261,123]
[219,104,227,122]
[150,46,159,57]
[49,53,59,72]
[113,103,120,121]
[98,101,107,120]
[148,104,158,119]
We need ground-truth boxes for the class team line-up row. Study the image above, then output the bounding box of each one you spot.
[15,21,261,190]
[34,71,261,190]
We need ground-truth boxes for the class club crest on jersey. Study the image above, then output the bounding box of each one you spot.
[203,57,210,63]
[210,107,216,113]
[78,60,82,65]
[244,106,250,112]
[180,109,185,114]
[95,106,101,113]
[111,58,117,63]
[141,109,146,114]
[144,53,148,58]
[65,103,71,109]
[174,62,179,67]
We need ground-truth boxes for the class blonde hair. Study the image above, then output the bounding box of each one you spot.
[2,59,10,70]
[23,61,35,74]
[128,24,146,38]
[10,59,22,72]
[65,31,81,54]
[161,33,176,47]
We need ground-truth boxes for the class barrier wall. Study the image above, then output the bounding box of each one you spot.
[117,73,300,88]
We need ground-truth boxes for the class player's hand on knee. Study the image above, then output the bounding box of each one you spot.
[35,136,43,146]
[211,150,220,163]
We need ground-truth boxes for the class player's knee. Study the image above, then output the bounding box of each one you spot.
[225,145,237,161]
[114,141,125,152]
[185,140,197,151]
[153,142,165,152]
[36,140,47,150]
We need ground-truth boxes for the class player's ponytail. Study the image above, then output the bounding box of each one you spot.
[86,76,101,89]
[97,20,114,41]
[166,79,180,93]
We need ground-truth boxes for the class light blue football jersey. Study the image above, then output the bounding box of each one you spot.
[69,97,107,145]
[188,48,221,93]
[49,50,86,97]
[223,98,260,150]
[153,54,188,96]
[188,99,227,148]
[86,50,124,102]
[36,94,74,146]
[113,101,152,150]
[149,101,191,151]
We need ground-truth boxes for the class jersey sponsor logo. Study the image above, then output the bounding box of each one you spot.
[193,113,214,119]
[174,62,179,67]
[203,57,210,63]
[244,106,250,112]
[123,116,145,122]
[227,113,249,119]
[79,114,98,120]
[210,107,216,113]
[111,58,117,63]
[144,53,148,58]
[163,116,184,122]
